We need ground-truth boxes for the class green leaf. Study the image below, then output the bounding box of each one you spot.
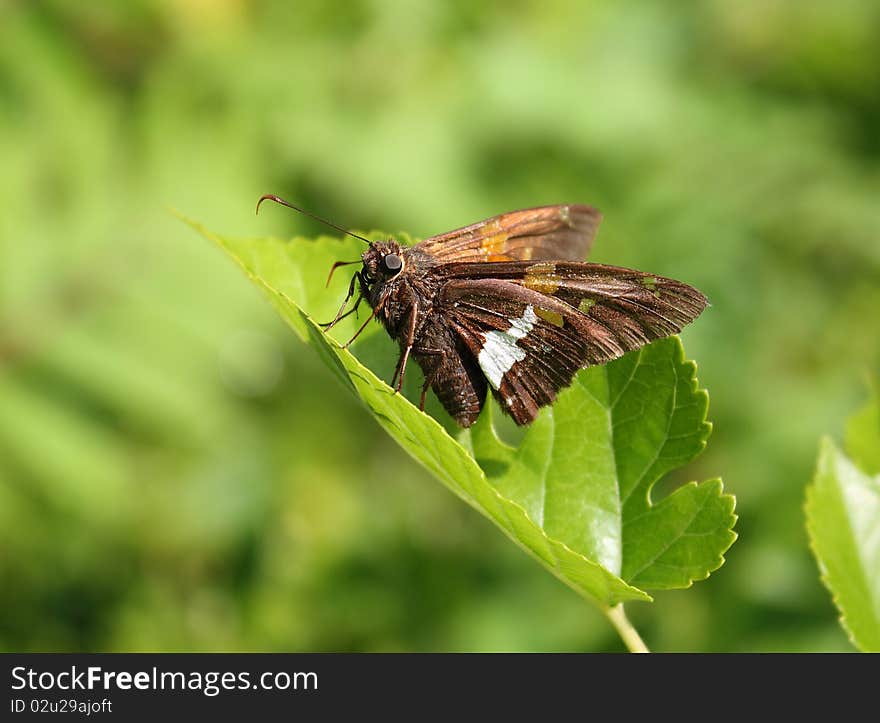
[807,438,880,650]
[846,383,880,476]
[471,337,736,589]
[184,216,736,607]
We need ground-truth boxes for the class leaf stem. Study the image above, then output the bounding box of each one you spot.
[604,604,650,653]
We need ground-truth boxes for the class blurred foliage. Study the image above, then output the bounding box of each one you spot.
[807,433,880,652]
[1,0,879,651]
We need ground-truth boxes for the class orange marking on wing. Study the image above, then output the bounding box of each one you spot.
[479,220,508,258]
[578,297,596,313]
[523,262,561,294]
[535,308,564,327]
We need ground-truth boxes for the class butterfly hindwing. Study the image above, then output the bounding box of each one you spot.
[442,279,623,424]
[438,266,707,425]
[416,204,601,264]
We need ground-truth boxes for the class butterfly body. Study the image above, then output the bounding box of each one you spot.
[356,240,487,426]
[344,204,708,427]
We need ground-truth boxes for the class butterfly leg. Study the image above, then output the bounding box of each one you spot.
[393,346,412,394]
[342,299,384,349]
[320,273,362,330]
[391,301,419,394]
[320,296,362,330]
[412,347,446,411]
[390,350,405,391]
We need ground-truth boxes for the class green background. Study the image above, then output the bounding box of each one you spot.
[2,0,878,651]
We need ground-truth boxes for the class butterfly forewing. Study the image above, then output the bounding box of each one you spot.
[440,261,707,339]
[416,204,601,264]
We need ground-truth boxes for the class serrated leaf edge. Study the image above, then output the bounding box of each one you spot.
[628,478,738,589]
[805,436,879,652]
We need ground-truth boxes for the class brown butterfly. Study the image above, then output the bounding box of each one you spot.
[257,196,708,427]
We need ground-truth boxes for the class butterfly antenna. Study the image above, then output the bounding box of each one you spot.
[256,194,373,246]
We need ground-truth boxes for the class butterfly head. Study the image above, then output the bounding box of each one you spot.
[360,239,405,287]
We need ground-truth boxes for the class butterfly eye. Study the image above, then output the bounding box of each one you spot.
[383,253,403,274]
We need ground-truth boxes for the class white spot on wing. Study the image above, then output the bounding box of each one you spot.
[559,205,572,226]
[477,305,538,390]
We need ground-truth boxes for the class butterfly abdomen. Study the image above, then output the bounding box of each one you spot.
[413,315,487,427]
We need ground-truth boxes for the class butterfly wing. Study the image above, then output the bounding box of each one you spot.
[416,205,601,263]
[436,263,707,425]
